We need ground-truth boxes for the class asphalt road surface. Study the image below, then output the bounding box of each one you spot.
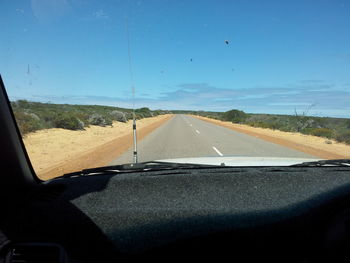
[110,114,315,165]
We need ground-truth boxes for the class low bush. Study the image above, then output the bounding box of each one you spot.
[135,107,153,118]
[222,109,247,123]
[336,131,350,144]
[302,128,334,138]
[135,113,144,120]
[54,115,85,130]
[88,114,112,126]
[13,111,43,134]
[246,121,285,130]
[125,112,134,120]
[109,110,127,123]
[346,120,350,129]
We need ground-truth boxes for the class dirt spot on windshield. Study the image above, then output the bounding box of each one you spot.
[23,115,173,180]
[193,115,350,160]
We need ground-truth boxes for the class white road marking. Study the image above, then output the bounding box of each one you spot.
[195,129,200,134]
[212,146,223,156]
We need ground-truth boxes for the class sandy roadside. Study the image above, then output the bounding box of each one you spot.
[23,114,173,180]
[193,115,350,159]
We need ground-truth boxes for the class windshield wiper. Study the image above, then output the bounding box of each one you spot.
[58,161,222,179]
[291,159,350,167]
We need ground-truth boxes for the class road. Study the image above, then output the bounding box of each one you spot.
[110,114,315,165]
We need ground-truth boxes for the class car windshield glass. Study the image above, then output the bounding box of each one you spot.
[1,0,350,180]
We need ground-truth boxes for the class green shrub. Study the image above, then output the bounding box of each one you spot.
[222,109,247,123]
[13,111,43,134]
[336,131,350,144]
[246,121,285,130]
[54,115,85,130]
[135,107,152,118]
[87,114,112,126]
[88,114,107,126]
[246,122,258,127]
[15,100,31,108]
[109,110,127,123]
[346,120,350,129]
[104,118,113,126]
[302,128,334,138]
[136,113,144,120]
[125,112,134,120]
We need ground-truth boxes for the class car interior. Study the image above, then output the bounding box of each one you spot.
[1,74,350,263]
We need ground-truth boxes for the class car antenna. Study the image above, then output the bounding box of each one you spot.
[126,18,138,164]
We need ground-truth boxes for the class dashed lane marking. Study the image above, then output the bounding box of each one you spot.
[212,146,223,156]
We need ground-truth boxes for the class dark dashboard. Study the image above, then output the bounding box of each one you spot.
[2,166,350,262]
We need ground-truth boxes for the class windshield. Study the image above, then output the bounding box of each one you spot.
[1,0,350,180]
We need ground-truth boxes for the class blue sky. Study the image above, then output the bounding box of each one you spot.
[1,0,350,117]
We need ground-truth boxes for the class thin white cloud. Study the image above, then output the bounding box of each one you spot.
[15,8,24,14]
[92,9,109,19]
